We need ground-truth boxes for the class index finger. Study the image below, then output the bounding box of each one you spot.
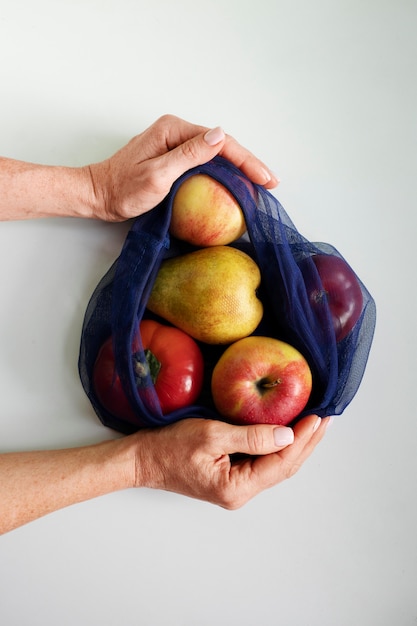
[278,415,329,467]
[153,115,278,188]
[232,415,329,494]
[218,134,279,189]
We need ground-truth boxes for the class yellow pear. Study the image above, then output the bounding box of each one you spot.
[147,246,263,344]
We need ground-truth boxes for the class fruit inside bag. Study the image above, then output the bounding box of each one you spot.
[78,156,376,434]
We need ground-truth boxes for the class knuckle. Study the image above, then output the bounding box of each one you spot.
[215,479,250,511]
[155,113,177,127]
[137,160,168,197]
[180,139,200,162]
[245,426,268,454]
[218,491,245,511]
[282,459,301,480]
[142,165,160,192]
[199,419,221,447]
[147,115,178,151]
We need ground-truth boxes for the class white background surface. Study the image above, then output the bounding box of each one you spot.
[0,1,416,624]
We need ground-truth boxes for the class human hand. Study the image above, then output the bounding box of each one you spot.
[87,114,279,221]
[130,414,330,509]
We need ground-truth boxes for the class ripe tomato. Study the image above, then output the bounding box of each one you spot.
[93,319,205,421]
[92,336,138,423]
[136,319,205,413]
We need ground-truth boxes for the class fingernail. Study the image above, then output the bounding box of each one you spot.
[274,427,294,447]
[260,167,272,183]
[204,126,225,146]
[313,417,322,433]
[326,416,334,429]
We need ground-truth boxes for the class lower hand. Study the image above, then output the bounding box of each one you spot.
[130,414,330,509]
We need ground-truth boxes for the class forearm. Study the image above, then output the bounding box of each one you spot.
[0,157,99,220]
[0,437,135,534]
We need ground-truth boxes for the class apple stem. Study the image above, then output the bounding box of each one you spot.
[261,379,281,389]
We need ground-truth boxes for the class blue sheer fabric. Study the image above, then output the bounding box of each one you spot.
[78,156,376,433]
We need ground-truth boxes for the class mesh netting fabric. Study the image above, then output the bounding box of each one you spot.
[78,156,376,434]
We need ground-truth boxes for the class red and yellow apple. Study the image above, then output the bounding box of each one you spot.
[211,336,312,426]
[170,174,247,246]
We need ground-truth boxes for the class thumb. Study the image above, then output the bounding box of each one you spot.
[224,423,295,457]
[156,127,226,181]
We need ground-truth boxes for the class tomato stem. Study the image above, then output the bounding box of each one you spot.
[144,349,161,384]
[133,349,161,386]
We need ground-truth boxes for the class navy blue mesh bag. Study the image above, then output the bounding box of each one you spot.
[78,156,376,434]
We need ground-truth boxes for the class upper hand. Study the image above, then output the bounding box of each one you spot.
[88,114,279,222]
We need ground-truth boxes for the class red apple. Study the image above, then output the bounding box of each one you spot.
[170,174,247,246]
[211,336,312,426]
[300,254,363,342]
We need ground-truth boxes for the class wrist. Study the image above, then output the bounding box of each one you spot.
[123,429,165,490]
[83,160,112,221]
[102,436,138,491]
